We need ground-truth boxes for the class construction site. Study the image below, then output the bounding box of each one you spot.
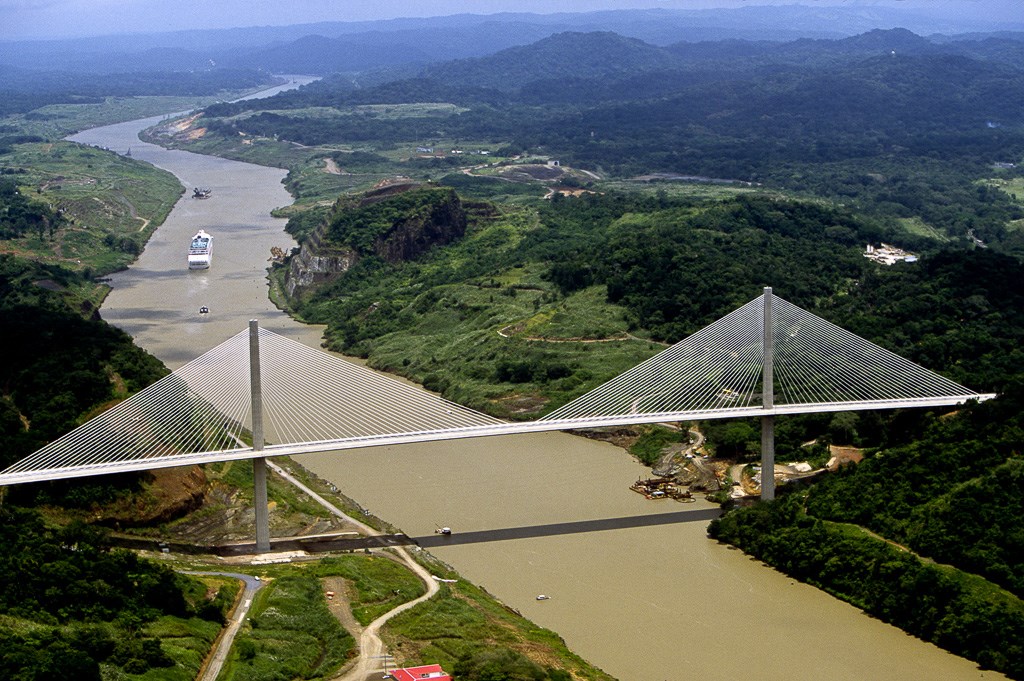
[630,426,850,501]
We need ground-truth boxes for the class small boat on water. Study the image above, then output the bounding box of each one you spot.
[536,594,551,601]
[193,187,212,199]
[188,230,213,269]
[435,526,452,535]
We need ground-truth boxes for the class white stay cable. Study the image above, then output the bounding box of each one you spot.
[0,294,989,481]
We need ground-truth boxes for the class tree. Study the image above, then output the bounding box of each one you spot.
[828,412,859,445]
[454,649,549,681]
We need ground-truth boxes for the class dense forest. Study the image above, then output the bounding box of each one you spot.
[709,383,1024,678]
[0,506,231,680]
[0,255,167,473]
[325,185,467,258]
[288,190,1021,403]
[0,178,65,238]
[0,253,226,680]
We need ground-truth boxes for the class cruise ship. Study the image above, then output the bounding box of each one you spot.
[188,230,213,269]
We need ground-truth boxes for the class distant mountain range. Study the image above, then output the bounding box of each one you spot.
[1,6,1022,76]
[398,27,1024,93]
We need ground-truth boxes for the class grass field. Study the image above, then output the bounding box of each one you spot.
[219,573,355,681]
[311,555,428,625]
[601,177,757,201]
[119,615,225,681]
[352,275,664,418]
[1,141,182,277]
[897,216,952,243]
[992,176,1024,202]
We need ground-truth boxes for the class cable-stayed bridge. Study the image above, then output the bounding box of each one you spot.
[0,289,993,551]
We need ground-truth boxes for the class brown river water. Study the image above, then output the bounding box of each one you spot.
[71,81,1004,681]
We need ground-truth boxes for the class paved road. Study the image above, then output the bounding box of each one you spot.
[185,571,265,681]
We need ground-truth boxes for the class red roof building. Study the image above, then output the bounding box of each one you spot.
[390,664,452,681]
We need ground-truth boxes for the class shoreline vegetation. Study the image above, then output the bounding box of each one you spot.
[709,491,1024,678]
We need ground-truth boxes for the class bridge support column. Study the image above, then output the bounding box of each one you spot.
[761,287,776,501]
[253,457,270,552]
[761,415,775,501]
[250,320,271,553]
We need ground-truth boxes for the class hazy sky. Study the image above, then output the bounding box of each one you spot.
[1,0,1019,41]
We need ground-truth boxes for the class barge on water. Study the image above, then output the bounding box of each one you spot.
[631,476,694,502]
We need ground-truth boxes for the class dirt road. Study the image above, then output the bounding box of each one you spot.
[265,462,439,681]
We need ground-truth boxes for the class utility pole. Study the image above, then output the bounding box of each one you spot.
[250,320,271,552]
[761,287,776,501]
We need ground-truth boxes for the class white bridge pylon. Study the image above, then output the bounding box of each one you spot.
[543,290,991,419]
[0,290,994,489]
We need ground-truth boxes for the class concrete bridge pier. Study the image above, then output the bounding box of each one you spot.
[250,320,271,552]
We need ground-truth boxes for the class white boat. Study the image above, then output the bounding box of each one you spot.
[188,230,213,269]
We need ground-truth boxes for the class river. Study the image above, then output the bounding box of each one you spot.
[71,83,1004,681]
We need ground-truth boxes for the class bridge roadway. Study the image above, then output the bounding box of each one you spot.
[0,394,986,487]
[109,505,723,556]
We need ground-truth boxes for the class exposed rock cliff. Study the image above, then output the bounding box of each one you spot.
[284,184,467,299]
[284,224,358,298]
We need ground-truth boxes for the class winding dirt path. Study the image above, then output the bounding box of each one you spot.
[106,192,151,232]
[497,324,670,346]
[266,461,439,681]
[652,428,705,476]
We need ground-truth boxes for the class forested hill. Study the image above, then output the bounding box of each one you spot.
[418,27,1024,90]
[421,31,684,90]
[0,255,167,474]
[198,28,1024,252]
[287,191,1023,409]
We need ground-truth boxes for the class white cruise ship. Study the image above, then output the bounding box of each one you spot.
[188,230,213,269]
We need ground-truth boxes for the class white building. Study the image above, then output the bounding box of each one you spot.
[864,243,918,265]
